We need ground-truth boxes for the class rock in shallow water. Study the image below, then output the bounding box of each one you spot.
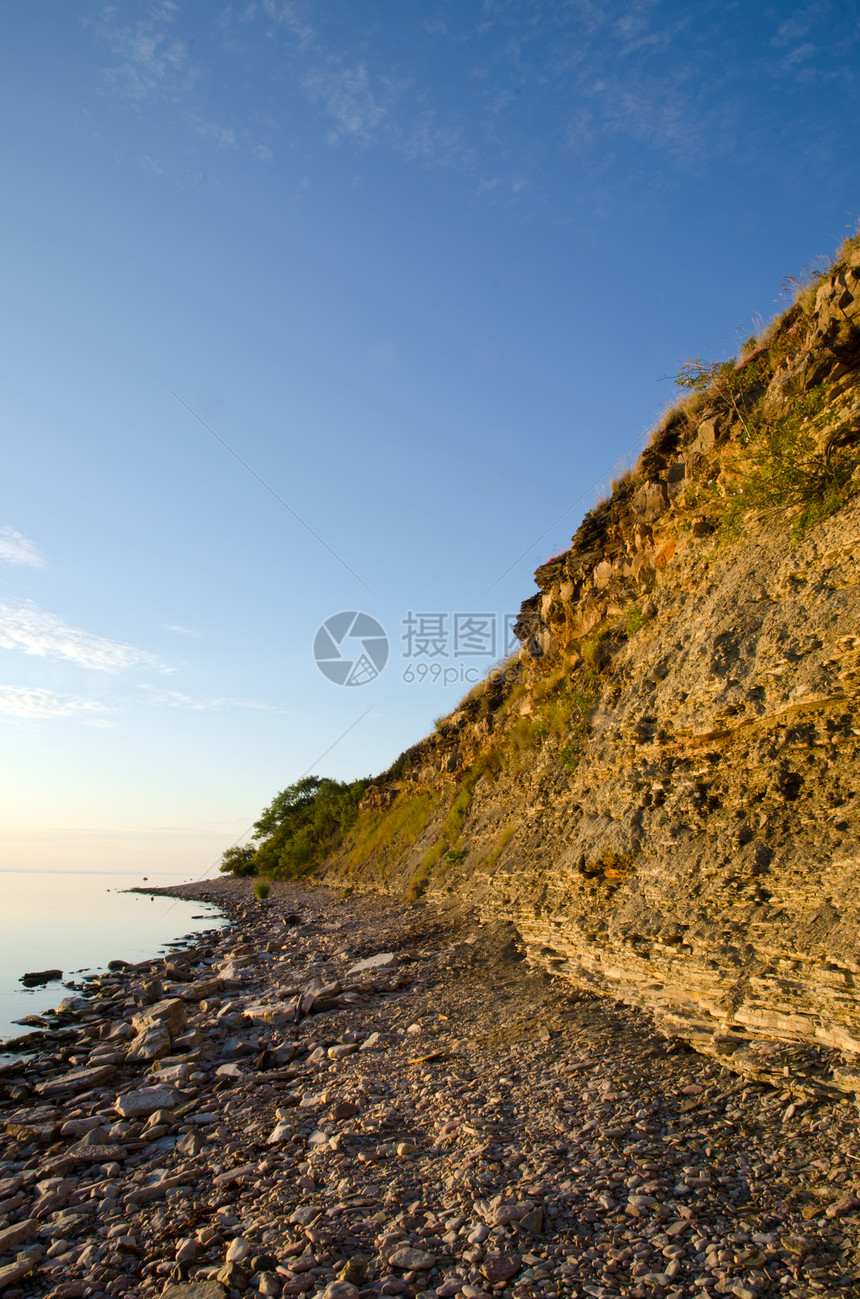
[20,968,62,986]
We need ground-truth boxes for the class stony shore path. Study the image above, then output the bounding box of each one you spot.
[1,878,858,1299]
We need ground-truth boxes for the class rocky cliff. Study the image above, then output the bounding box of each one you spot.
[321,241,860,1098]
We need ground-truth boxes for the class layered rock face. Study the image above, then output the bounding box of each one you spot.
[325,246,860,1095]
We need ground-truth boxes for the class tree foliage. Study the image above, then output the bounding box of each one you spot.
[218,774,371,879]
[218,844,257,877]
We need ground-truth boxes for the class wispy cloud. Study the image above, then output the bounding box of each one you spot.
[0,679,278,720]
[194,119,237,147]
[0,601,165,673]
[395,115,471,169]
[138,153,164,175]
[164,623,201,637]
[476,173,528,198]
[97,1,195,104]
[303,61,387,145]
[95,0,860,194]
[139,686,281,711]
[0,686,113,720]
[257,0,316,51]
[0,528,45,568]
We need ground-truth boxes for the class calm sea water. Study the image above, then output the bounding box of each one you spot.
[0,870,227,1048]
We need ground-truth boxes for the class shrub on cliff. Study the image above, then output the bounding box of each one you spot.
[676,354,860,538]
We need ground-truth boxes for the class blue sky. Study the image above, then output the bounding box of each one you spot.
[1,0,858,874]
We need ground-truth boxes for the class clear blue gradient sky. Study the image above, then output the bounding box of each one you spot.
[1,0,858,873]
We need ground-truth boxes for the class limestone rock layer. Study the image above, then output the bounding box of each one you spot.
[322,244,860,1096]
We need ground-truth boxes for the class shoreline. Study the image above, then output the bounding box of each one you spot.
[0,875,226,1054]
[0,876,857,1299]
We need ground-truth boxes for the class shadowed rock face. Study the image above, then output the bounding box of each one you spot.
[322,246,860,1095]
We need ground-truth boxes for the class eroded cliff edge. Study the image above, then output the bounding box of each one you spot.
[319,244,860,1097]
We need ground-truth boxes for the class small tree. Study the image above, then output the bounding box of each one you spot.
[219,843,257,877]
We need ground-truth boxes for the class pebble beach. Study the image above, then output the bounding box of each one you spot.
[1,878,858,1299]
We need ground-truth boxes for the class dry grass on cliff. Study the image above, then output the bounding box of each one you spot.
[480,824,517,869]
[344,788,439,879]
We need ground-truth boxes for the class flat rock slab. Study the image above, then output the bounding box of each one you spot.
[0,1219,38,1253]
[346,952,395,975]
[4,1121,59,1145]
[161,1285,227,1299]
[36,1064,115,1097]
[212,1163,256,1187]
[243,1002,293,1026]
[182,977,223,1002]
[215,1062,245,1079]
[0,1258,35,1292]
[67,1142,128,1164]
[115,1085,178,1118]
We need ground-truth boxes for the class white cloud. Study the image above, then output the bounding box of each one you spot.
[138,154,164,175]
[476,173,529,198]
[139,686,280,711]
[259,1,315,50]
[164,623,201,637]
[252,143,274,162]
[780,41,816,70]
[303,62,386,144]
[98,2,194,103]
[0,527,45,568]
[0,601,164,673]
[0,686,113,720]
[396,116,470,169]
[195,120,237,148]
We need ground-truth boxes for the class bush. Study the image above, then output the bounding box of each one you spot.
[726,386,859,536]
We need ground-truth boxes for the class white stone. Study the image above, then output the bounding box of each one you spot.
[267,1121,291,1144]
[346,952,396,976]
[114,1086,178,1118]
